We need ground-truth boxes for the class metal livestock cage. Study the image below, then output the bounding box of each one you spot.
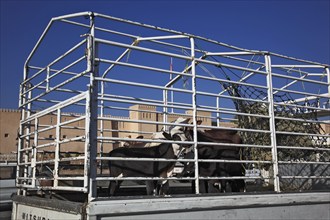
[17,12,329,202]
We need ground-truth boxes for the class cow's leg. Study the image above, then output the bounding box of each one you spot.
[108,180,118,196]
[146,180,158,195]
[199,180,208,193]
[208,180,221,193]
[158,180,169,195]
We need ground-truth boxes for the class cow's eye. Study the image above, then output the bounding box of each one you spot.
[178,127,184,131]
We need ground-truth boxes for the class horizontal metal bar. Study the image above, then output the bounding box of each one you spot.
[99,156,193,162]
[197,159,272,164]
[276,130,329,137]
[199,176,265,180]
[56,177,85,180]
[278,161,330,165]
[271,65,325,68]
[277,145,330,151]
[137,35,189,41]
[96,176,193,181]
[60,156,85,162]
[98,136,195,146]
[206,52,259,56]
[279,176,330,179]
[53,11,91,21]
[36,186,87,192]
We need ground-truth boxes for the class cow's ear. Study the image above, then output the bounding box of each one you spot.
[162,131,172,140]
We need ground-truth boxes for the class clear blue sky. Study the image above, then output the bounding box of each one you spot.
[1,0,329,109]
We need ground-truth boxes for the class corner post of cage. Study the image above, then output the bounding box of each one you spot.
[23,83,32,195]
[190,37,199,194]
[86,12,99,201]
[265,54,280,192]
[17,66,26,195]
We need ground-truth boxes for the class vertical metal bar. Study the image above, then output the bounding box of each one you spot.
[17,77,26,195]
[170,57,174,113]
[87,12,99,201]
[163,89,168,131]
[265,54,280,192]
[84,89,91,193]
[23,84,32,195]
[190,37,199,194]
[32,118,38,188]
[46,66,50,92]
[54,108,61,188]
[216,96,220,127]
[326,67,330,97]
[100,82,104,174]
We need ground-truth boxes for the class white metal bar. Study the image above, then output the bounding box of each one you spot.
[31,118,38,188]
[280,176,330,179]
[54,108,61,187]
[265,54,280,192]
[271,65,325,68]
[137,34,189,41]
[206,52,258,56]
[190,37,200,195]
[53,11,91,21]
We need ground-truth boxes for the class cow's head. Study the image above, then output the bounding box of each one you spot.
[168,117,193,156]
